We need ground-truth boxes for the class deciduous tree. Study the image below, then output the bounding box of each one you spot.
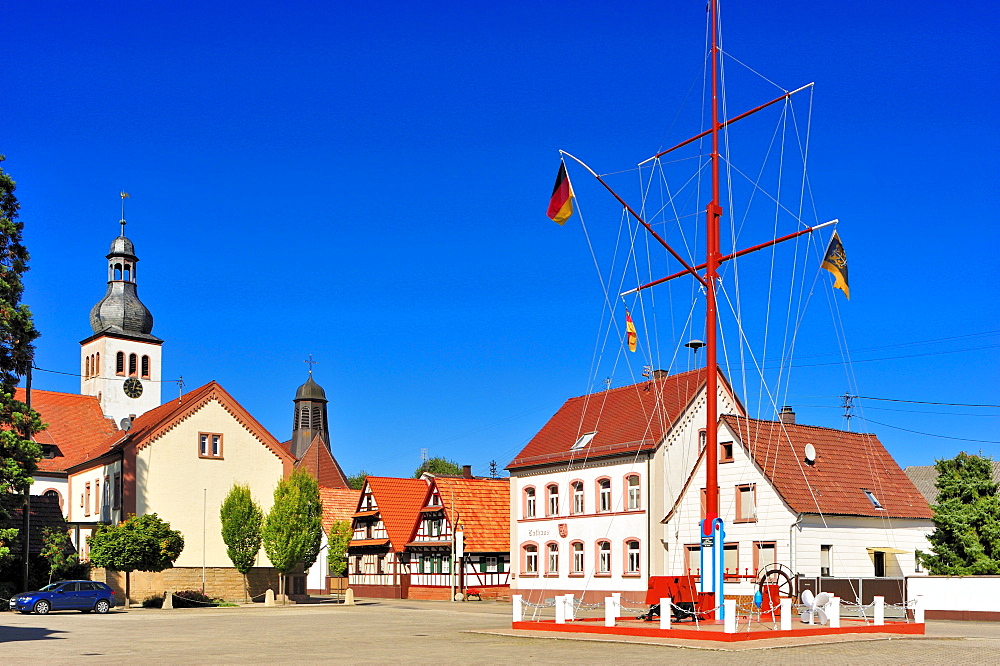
[40,526,79,585]
[412,457,461,478]
[346,469,369,490]
[918,452,1000,575]
[261,469,322,601]
[219,483,263,602]
[88,513,184,607]
[327,520,351,578]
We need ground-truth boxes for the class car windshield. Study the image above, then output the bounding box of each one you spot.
[39,583,62,591]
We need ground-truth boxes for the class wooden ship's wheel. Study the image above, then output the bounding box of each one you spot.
[756,562,796,600]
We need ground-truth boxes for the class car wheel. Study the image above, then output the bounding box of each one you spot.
[95,599,110,614]
[33,600,51,615]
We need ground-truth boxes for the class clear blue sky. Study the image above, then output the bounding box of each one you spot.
[4,0,998,478]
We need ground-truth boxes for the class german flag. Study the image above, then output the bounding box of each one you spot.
[547,162,574,225]
[821,231,850,299]
[625,311,637,352]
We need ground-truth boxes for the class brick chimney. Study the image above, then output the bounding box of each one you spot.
[779,406,796,425]
[462,465,473,479]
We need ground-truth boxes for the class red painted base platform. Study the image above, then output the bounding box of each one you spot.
[511,616,924,642]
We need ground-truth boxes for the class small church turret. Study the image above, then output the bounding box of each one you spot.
[290,371,330,459]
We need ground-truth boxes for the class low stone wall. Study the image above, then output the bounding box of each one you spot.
[92,567,281,604]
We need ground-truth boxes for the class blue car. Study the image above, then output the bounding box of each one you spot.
[8,580,117,614]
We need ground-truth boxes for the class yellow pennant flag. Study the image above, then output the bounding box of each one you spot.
[625,311,637,352]
[821,231,850,299]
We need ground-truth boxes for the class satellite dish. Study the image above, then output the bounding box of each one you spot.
[120,417,132,432]
[804,443,817,465]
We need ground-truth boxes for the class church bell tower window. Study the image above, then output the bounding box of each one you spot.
[141,355,150,379]
[116,352,125,376]
[128,353,138,377]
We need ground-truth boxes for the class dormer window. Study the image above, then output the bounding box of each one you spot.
[863,489,883,509]
[571,431,597,451]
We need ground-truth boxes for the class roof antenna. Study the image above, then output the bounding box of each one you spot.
[642,365,652,378]
[119,191,129,236]
[177,376,184,402]
[603,377,612,391]
[841,392,855,431]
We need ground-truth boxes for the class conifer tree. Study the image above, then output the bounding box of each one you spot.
[918,452,1000,575]
[220,483,263,602]
[0,156,43,564]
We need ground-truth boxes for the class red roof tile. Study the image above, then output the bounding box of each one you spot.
[363,477,429,553]
[17,389,119,474]
[508,369,708,470]
[722,415,932,519]
[319,487,361,534]
[432,477,509,552]
[295,434,350,489]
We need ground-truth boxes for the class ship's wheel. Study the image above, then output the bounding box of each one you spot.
[756,563,796,599]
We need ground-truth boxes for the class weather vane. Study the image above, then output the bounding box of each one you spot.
[120,191,130,236]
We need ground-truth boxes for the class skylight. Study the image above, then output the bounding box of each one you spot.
[863,489,883,509]
[571,432,597,450]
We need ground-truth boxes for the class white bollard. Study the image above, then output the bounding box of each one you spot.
[780,598,791,631]
[829,596,841,628]
[564,594,575,621]
[264,588,275,607]
[611,592,621,618]
[555,595,566,624]
[660,598,671,630]
[913,595,925,624]
[605,597,616,627]
[162,591,173,610]
[344,588,355,606]
[512,595,523,622]
[723,599,736,633]
[874,596,885,626]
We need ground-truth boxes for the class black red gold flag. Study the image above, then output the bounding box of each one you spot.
[547,162,574,225]
[821,231,850,299]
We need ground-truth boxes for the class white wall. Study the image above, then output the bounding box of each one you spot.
[81,335,162,426]
[907,576,1000,613]
[67,459,123,525]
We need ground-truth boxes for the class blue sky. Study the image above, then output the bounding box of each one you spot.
[4,0,998,478]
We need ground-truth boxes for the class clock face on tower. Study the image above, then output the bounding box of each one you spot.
[123,377,143,399]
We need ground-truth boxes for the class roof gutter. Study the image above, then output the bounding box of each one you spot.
[790,513,803,576]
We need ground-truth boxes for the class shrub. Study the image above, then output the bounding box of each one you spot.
[142,595,164,608]
[172,589,213,608]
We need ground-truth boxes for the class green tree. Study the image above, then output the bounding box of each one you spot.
[261,469,323,601]
[327,520,351,578]
[219,484,263,602]
[918,452,1000,575]
[346,469,369,490]
[88,513,184,607]
[412,457,462,478]
[0,156,43,564]
[40,526,79,585]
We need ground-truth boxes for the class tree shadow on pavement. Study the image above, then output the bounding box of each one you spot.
[0,625,66,643]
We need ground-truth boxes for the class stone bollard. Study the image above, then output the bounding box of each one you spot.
[874,596,884,626]
[564,594,575,621]
[163,591,173,610]
[555,595,566,624]
[611,592,621,618]
[604,597,616,627]
[829,596,841,628]
[344,588,355,606]
[723,599,736,633]
[512,594,522,622]
[660,598,671,630]
[265,588,275,607]
[913,595,924,624]
[780,598,791,631]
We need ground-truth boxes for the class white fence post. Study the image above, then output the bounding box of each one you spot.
[611,592,621,618]
[829,596,841,628]
[913,594,924,624]
[555,595,566,624]
[874,596,885,626]
[605,597,616,627]
[565,594,575,621]
[512,594,522,622]
[780,598,791,631]
[660,597,671,630]
[723,599,736,633]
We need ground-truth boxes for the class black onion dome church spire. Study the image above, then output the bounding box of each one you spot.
[88,209,161,342]
[290,362,330,460]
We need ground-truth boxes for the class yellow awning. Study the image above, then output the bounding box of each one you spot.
[866,547,907,554]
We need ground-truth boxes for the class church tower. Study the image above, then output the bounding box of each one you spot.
[290,372,330,459]
[80,204,162,427]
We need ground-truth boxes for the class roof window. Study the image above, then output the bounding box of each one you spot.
[863,489,884,509]
[571,432,597,451]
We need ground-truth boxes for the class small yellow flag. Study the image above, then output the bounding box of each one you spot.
[120,191,130,199]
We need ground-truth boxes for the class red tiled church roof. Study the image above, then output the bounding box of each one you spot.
[320,487,361,534]
[295,434,349,489]
[508,369,708,470]
[433,477,509,552]
[722,415,932,519]
[363,477,429,553]
[17,388,120,474]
